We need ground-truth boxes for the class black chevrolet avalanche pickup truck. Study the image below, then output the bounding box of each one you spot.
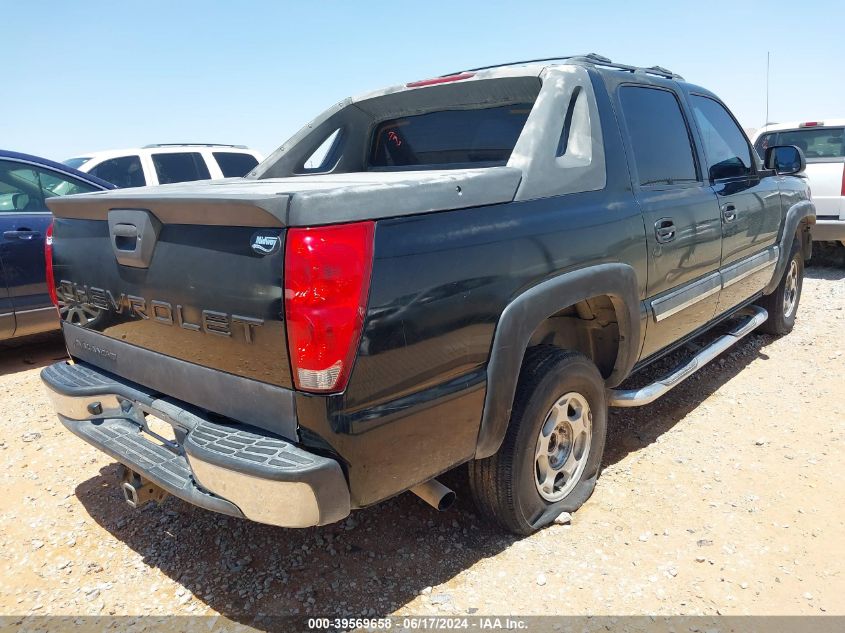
[42,54,814,534]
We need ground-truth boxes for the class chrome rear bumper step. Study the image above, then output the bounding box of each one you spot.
[608,305,768,407]
[41,361,352,528]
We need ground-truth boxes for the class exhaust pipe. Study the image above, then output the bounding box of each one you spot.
[410,478,456,511]
[118,465,168,508]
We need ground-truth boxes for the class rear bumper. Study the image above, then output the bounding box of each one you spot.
[41,361,351,528]
[811,218,845,243]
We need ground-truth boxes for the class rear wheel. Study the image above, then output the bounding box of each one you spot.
[468,348,607,535]
[758,237,803,335]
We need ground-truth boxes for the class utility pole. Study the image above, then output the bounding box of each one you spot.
[765,51,770,126]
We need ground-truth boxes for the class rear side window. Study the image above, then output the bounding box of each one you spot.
[619,86,698,186]
[37,169,99,197]
[89,155,145,188]
[690,95,753,180]
[773,128,844,160]
[152,152,211,184]
[213,152,259,177]
[369,103,534,168]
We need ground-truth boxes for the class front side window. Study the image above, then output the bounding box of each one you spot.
[213,152,259,177]
[0,161,45,212]
[691,96,753,180]
[369,103,534,168]
[152,152,211,184]
[619,86,698,186]
[89,155,146,188]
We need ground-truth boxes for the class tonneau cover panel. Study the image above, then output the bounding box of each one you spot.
[46,167,522,227]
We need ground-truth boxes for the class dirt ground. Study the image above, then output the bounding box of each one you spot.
[0,261,843,628]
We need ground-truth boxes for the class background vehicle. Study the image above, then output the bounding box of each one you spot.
[753,121,845,248]
[0,150,114,341]
[63,144,264,188]
[42,55,814,535]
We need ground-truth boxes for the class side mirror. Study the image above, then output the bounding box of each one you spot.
[764,145,806,175]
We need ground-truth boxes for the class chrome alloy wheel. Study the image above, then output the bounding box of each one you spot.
[534,391,592,502]
[783,259,799,318]
[56,286,101,327]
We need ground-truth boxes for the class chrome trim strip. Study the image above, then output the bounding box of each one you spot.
[721,247,779,289]
[651,272,721,322]
[14,306,58,315]
[609,305,769,407]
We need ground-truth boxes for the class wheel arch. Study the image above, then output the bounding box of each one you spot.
[764,199,815,295]
[475,263,641,459]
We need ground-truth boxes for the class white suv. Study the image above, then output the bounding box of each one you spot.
[752,121,844,245]
[62,144,263,189]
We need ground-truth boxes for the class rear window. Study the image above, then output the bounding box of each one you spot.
[755,128,844,160]
[152,152,211,184]
[213,152,259,177]
[369,103,534,168]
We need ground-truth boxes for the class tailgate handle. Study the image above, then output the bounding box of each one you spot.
[113,223,139,251]
[107,210,161,269]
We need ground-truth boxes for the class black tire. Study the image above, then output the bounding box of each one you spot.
[757,237,803,335]
[468,347,607,535]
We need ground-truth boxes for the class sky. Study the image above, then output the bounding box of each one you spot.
[4,0,844,162]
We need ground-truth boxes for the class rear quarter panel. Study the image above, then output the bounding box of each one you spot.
[297,188,646,507]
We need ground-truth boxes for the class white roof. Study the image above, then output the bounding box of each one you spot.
[755,119,845,136]
[68,145,259,160]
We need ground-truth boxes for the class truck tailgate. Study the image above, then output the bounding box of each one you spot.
[47,196,291,391]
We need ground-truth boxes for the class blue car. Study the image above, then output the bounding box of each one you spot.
[0,150,115,341]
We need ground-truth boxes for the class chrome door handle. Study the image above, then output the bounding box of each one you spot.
[3,229,40,240]
[654,218,676,243]
[721,203,737,222]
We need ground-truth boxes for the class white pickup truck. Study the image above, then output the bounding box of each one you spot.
[753,121,844,247]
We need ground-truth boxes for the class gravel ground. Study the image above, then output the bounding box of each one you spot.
[0,262,843,629]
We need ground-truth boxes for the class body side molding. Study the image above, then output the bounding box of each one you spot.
[475,263,641,459]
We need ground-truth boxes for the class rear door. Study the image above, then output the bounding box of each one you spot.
[615,83,723,359]
[0,159,101,336]
[0,259,12,338]
[689,95,782,313]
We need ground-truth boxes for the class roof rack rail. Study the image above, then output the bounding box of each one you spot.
[442,53,683,80]
[141,143,248,149]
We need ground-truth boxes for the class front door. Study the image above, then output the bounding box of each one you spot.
[616,83,723,359]
[688,95,782,312]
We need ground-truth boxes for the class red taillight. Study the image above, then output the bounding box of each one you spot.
[406,72,474,88]
[284,221,375,393]
[45,221,58,307]
[799,121,823,127]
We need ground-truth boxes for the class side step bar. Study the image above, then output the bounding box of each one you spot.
[608,305,768,407]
